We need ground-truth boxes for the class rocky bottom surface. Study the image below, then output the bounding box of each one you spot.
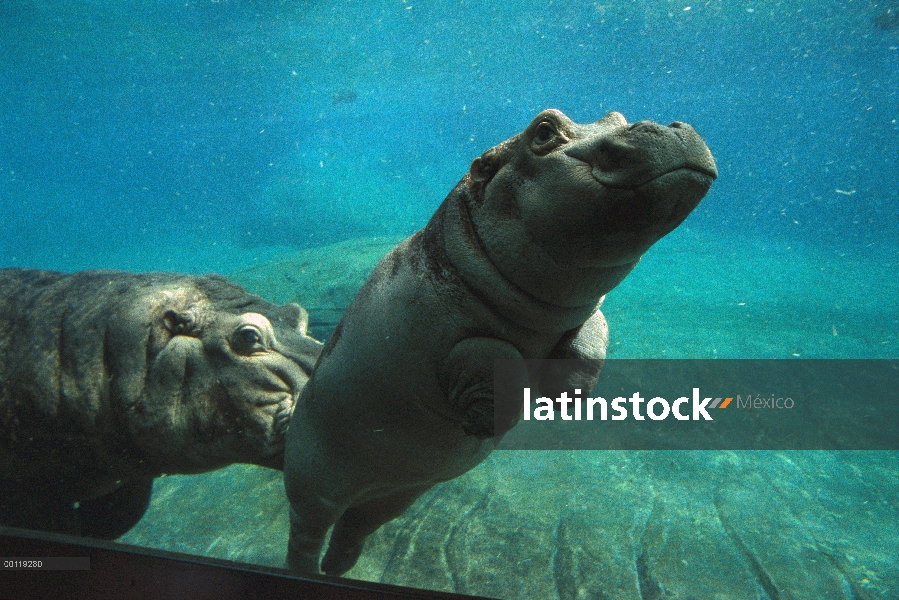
[119,235,899,599]
[120,451,898,599]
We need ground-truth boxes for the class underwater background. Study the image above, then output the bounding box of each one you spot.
[2,0,898,598]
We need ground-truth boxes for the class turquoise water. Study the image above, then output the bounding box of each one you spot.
[2,1,896,354]
[2,1,898,597]
[3,1,897,280]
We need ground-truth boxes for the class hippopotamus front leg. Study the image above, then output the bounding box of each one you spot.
[539,307,609,399]
[438,337,531,439]
[76,478,154,539]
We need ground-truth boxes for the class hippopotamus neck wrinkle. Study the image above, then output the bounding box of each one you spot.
[432,182,599,334]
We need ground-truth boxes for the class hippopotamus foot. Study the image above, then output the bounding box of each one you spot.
[319,530,365,576]
[320,486,429,576]
[1,478,150,540]
[0,495,78,536]
[76,478,154,539]
[286,500,336,573]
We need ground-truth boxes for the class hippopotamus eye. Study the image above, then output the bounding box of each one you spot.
[234,325,266,354]
[533,121,557,145]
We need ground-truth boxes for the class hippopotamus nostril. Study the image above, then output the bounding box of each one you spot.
[628,120,656,132]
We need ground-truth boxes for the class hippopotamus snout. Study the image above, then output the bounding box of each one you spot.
[564,116,718,190]
[540,112,719,265]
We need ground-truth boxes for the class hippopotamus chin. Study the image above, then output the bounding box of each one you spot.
[284,108,716,576]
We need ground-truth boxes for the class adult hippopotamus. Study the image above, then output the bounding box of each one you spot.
[0,269,323,539]
[283,109,717,575]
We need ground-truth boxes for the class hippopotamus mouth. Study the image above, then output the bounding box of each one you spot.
[253,383,294,422]
[611,160,718,191]
[264,343,318,442]
[262,382,301,444]
[239,379,299,471]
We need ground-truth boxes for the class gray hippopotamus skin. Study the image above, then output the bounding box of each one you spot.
[284,109,717,575]
[0,269,322,539]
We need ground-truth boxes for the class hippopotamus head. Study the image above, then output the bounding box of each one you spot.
[461,109,717,308]
[122,276,323,473]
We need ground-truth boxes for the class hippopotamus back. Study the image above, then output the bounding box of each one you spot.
[0,268,322,538]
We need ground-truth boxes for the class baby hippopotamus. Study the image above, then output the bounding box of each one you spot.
[284,109,717,575]
[0,269,323,539]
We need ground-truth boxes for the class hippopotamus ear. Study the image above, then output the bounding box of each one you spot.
[469,137,519,185]
[469,156,492,183]
[469,147,504,184]
[162,309,199,336]
[277,303,310,335]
